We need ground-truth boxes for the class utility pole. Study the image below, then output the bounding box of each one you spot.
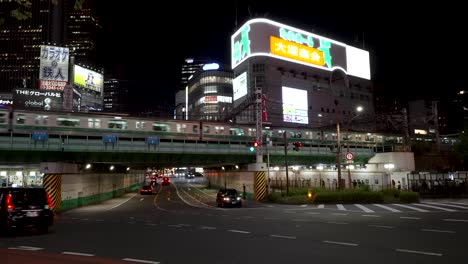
[402,108,410,151]
[335,100,342,189]
[255,81,263,163]
[283,131,289,195]
[432,101,440,153]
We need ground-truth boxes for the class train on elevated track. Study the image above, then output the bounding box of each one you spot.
[0,109,404,149]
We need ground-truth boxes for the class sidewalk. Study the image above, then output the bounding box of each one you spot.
[421,198,468,205]
[61,193,137,214]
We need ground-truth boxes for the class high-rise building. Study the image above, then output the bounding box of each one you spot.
[0,0,68,92]
[180,57,211,88]
[103,78,129,113]
[67,1,101,65]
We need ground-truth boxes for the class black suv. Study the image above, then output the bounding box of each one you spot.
[0,188,54,235]
[216,188,242,208]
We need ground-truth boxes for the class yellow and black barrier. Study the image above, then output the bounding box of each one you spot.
[254,171,267,201]
[43,174,62,212]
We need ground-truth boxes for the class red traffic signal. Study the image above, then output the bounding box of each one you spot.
[253,141,260,148]
[293,142,303,151]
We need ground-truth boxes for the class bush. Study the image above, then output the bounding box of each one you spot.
[313,190,384,203]
[399,192,420,203]
[262,192,281,203]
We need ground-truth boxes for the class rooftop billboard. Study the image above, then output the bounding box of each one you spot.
[74,65,103,93]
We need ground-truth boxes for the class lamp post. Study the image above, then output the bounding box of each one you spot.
[345,106,363,189]
[334,100,343,189]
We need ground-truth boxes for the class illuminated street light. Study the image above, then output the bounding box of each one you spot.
[85,164,91,169]
[126,167,130,171]
[109,165,115,171]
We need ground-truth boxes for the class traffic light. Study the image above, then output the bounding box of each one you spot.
[249,140,260,152]
[249,146,255,152]
[253,140,260,148]
[293,142,303,151]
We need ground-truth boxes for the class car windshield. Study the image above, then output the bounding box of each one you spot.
[225,189,237,195]
[9,189,46,206]
[142,186,152,190]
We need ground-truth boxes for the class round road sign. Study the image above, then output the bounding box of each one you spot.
[345,152,354,161]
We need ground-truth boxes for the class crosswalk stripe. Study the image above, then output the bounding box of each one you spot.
[317,204,324,208]
[373,204,402,212]
[423,202,468,210]
[413,203,457,212]
[354,204,374,213]
[392,204,429,212]
[337,204,346,210]
[447,202,468,206]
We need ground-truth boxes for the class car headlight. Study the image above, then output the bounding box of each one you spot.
[223,197,230,201]
[237,197,241,200]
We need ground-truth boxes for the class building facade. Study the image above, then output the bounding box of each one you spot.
[103,78,129,113]
[186,63,233,121]
[231,19,374,133]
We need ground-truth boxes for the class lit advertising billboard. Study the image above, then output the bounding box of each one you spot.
[39,45,70,90]
[13,89,63,111]
[233,72,247,101]
[231,18,370,80]
[74,65,103,93]
[282,86,308,124]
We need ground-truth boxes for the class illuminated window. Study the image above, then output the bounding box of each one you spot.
[177,124,187,133]
[57,117,80,127]
[152,123,169,132]
[108,119,128,130]
[16,114,26,124]
[136,121,146,129]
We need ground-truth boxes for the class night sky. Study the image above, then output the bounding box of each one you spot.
[95,1,467,113]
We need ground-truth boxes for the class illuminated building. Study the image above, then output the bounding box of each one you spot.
[103,78,129,113]
[230,18,375,130]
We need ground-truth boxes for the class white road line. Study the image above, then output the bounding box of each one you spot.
[443,219,468,222]
[317,204,324,209]
[369,225,396,229]
[300,204,308,207]
[62,252,94,257]
[421,229,455,233]
[122,258,160,264]
[373,204,402,212]
[305,212,320,215]
[323,240,358,246]
[264,217,280,220]
[8,246,43,251]
[106,193,137,211]
[293,219,309,222]
[414,203,457,212]
[332,213,348,216]
[396,249,442,256]
[400,216,421,220]
[337,204,346,210]
[354,204,374,213]
[270,235,296,239]
[392,204,429,212]
[228,229,250,234]
[201,226,217,230]
[139,198,144,202]
[424,202,468,210]
[326,221,349,225]
[447,202,468,206]
[362,214,381,217]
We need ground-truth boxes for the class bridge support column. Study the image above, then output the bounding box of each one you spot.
[248,163,267,201]
[43,174,62,212]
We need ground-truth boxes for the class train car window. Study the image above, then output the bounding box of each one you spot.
[35,115,48,125]
[109,120,128,130]
[376,136,383,142]
[193,125,198,133]
[355,134,362,141]
[248,128,256,136]
[152,123,169,132]
[203,126,210,134]
[136,121,146,129]
[88,118,101,128]
[365,134,374,142]
[229,128,244,136]
[177,124,187,133]
[215,126,224,134]
[57,117,80,127]
[343,134,352,141]
[0,112,5,124]
[16,114,26,124]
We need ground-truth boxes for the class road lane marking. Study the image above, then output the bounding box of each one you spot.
[373,204,402,212]
[421,229,455,233]
[369,225,396,229]
[443,219,468,222]
[414,203,457,212]
[423,202,468,210]
[8,246,43,251]
[447,202,468,206]
[396,249,442,256]
[305,212,320,215]
[270,235,296,239]
[123,258,160,264]
[293,219,310,222]
[283,210,297,213]
[317,204,324,208]
[140,198,144,202]
[228,229,250,234]
[392,204,429,212]
[323,240,358,246]
[362,214,381,217]
[337,204,346,210]
[400,216,421,220]
[326,221,349,225]
[332,213,348,216]
[107,193,137,211]
[300,204,308,207]
[62,252,94,257]
[354,204,374,213]
[201,226,217,230]
[264,217,280,220]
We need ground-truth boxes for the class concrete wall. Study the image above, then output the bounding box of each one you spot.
[205,171,255,198]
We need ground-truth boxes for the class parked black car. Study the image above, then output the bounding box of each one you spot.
[216,188,242,208]
[0,187,54,235]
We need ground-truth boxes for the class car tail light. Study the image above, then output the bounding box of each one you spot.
[6,194,14,209]
[46,193,54,208]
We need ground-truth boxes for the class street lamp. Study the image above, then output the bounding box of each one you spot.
[345,106,364,189]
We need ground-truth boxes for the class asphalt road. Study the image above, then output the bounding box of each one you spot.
[1,177,468,264]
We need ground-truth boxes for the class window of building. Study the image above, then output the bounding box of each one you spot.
[253,63,265,73]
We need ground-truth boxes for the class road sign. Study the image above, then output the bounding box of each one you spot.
[345,152,354,161]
